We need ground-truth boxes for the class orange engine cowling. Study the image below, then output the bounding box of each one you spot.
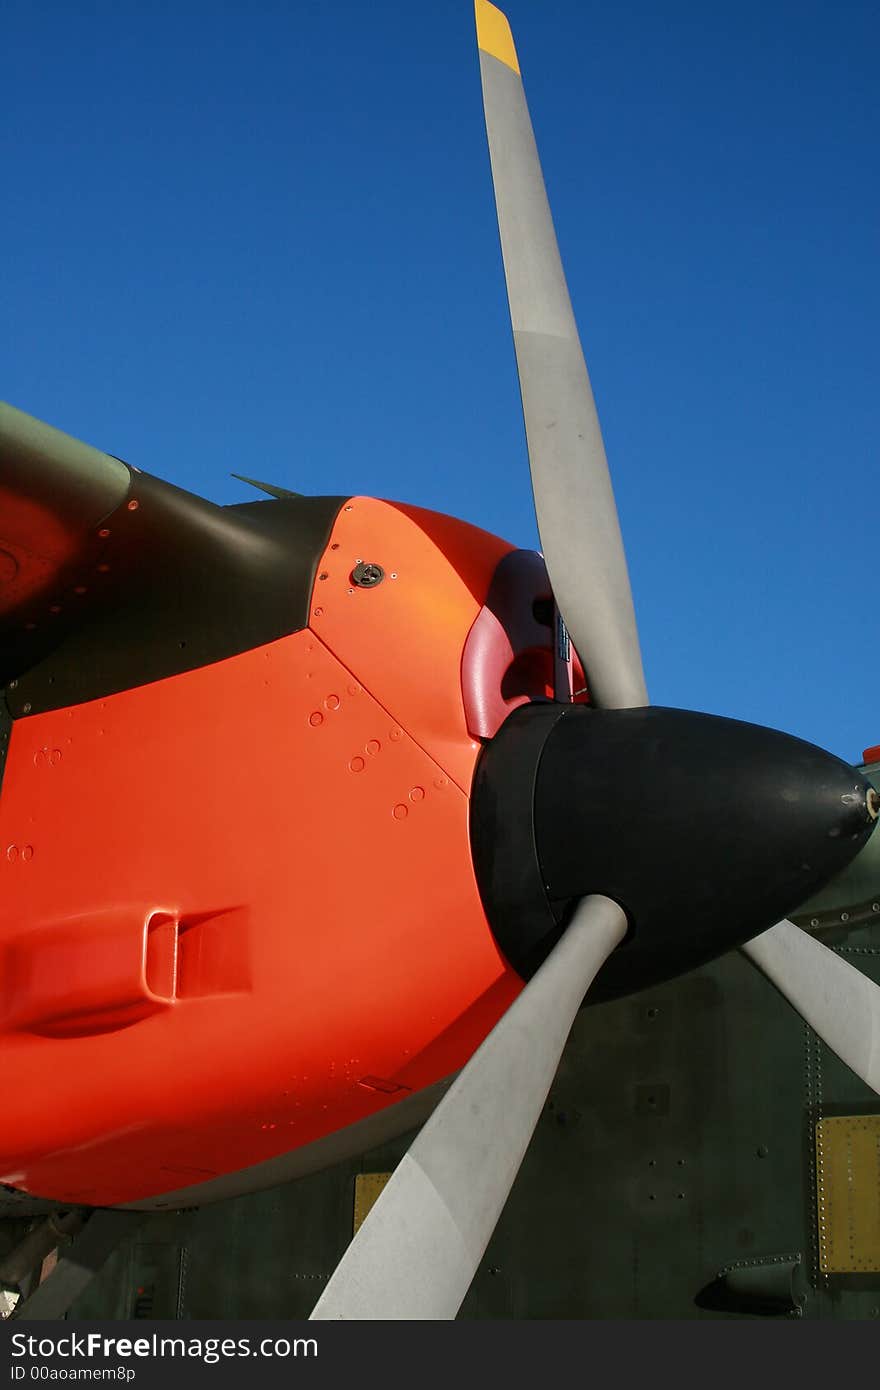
[0,497,570,1208]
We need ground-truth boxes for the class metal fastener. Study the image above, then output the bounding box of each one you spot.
[351,561,385,589]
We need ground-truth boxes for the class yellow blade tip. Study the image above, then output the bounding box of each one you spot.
[475,0,520,75]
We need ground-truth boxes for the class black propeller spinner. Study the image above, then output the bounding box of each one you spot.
[471,703,879,1000]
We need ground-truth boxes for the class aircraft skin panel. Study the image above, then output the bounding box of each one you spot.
[310,497,513,794]
[0,501,525,1208]
[117,1074,457,1212]
[0,404,345,711]
[0,402,129,629]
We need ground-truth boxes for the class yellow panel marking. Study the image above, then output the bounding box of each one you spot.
[353,1171,392,1235]
[816,1115,880,1273]
[475,0,520,75]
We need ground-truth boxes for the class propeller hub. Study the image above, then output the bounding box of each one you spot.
[471,704,878,1002]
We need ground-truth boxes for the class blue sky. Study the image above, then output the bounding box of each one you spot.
[3,1,877,761]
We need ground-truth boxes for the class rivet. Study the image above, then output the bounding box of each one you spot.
[392,804,408,820]
[319,572,329,581]
[390,728,402,742]
[127,499,139,512]
[308,711,324,727]
[324,694,340,711]
[22,703,32,713]
[409,786,425,803]
[98,528,110,538]
[349,756,365,773]
[366,740,380,756]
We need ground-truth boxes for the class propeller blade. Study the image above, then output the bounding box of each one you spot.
[475,1,647,709]
[310,894,627,1319]
[742,919,880,1095]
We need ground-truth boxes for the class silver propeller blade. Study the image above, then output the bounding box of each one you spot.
[742,919,880,1094]
[476,0,647,709]
[310,895,627,1319]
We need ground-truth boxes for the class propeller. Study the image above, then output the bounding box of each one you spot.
[742,919,880,1094]
[311,896,627,1319]
[310,1,879,1317]
[474,0,646,710]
